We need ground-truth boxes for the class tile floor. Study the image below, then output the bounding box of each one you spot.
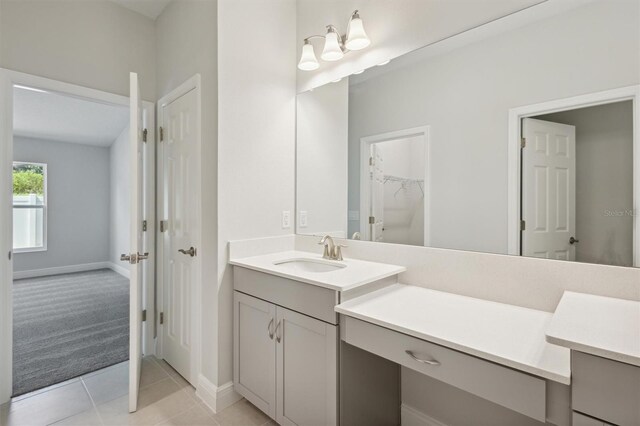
[0,356,275,426]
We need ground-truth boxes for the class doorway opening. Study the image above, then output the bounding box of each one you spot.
[359,127,430,246]
[0,71,155,408]
[507,86,639,267]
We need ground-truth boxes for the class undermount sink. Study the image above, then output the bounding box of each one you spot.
[273,258,347,273]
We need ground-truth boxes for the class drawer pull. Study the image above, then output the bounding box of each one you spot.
[405,350,440,366]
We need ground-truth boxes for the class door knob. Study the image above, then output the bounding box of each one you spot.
[178,247,197,257]
[569,237,580,245]
[120,252,149,264]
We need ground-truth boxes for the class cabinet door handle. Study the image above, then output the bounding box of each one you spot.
[405,350,440,366]
[275,320,282,343]
[267,318,274,340]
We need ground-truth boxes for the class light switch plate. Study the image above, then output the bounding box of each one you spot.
[299,211,308,228]
[282,210,291,229]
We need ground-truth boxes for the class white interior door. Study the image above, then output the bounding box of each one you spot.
[370,145,385,242]
[160,87,199,383]
[128,72,145,413]
[522,118,576,260]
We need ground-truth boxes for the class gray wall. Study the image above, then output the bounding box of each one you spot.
[347,0,639,255]
[109,127,130,269]
[537,101,634,267]
[0,0,156,100]
[13,137,110,272]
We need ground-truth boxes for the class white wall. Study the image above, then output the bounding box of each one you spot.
[109,127,130,271]
[0,0,156,100]
[296,0,544,92]
[218,0,297,387]
[537,101,634,267]
[346,0,639,255]
[13,137,110,272]
[296,78,348,237]
[155,0,219,385]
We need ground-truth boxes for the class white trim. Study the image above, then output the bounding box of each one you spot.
[195,375,242,414]
[507,85,640,267]
[156,74,202,385]
[359,126,431,245]
[0,68,157,403]
[12,261,112,280]
[401,403,448,426]
[108,262,130,279]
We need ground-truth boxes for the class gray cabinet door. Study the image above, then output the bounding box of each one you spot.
[234,291,277,419]
[276,306,338,426]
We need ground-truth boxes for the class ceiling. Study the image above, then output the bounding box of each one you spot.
[110,0,171,20]
[13,86,129,148]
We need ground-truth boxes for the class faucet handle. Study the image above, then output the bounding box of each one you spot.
[333,244,347,261]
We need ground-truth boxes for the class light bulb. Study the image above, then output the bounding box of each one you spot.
[298,41,319,71]
[321,29,344,61]
[345,11,370,51]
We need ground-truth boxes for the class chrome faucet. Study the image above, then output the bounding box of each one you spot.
[318,235,346,261]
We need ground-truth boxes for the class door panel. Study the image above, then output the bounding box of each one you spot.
[129,72,144,413]
[233,292,277,419]
[522,118,576,261]
[276,307,337,426]
[370,145,385,242]
[161,88,199,383]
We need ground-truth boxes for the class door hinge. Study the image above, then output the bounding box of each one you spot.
[142,309,147,322]
[159,127,164,141]
[520,219,526,231]
[142,128,148,143]
[369,156,374,166]
[369,216,375,225]
[159,220,167,232]
[159,312,164,325]
[142,220,147,232]
[521,137,526,149]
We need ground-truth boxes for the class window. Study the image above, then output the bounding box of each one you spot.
[13,162,47,252]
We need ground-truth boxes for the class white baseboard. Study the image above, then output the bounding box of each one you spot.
[108,262,130,279]
[13,261,112,280]
[196,374,242,414]
[401,403,448,426]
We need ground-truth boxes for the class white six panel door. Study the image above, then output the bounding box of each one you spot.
[522,118,576,260]
[129,72,144,413]
[161,88,199,383]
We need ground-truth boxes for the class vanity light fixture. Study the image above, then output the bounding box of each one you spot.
[298,10,371,71]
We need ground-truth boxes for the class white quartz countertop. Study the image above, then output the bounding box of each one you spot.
[229,250,406,291]
[335,284,571,384]
[546,291,640,366]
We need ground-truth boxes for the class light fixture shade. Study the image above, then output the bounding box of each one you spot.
[345,12,370,50]
[298,42,319,71]
[321,30,344,61]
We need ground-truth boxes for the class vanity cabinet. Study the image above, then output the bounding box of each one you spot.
[571,351,640,426]
[234,290,338,426]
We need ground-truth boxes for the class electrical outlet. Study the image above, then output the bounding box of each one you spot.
[282,210,291,229]
[348,210,360,221]
[299,211,308,228]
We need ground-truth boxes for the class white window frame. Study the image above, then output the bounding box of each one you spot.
[12,161,47,253]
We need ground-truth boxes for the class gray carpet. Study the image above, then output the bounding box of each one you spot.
[12,269,129,396]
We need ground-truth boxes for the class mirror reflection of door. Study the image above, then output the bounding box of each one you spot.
[521,101,634,267]
[365,137,426,246]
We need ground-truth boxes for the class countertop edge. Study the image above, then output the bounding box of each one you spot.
[545,334,640,367]
[336,308,571,385]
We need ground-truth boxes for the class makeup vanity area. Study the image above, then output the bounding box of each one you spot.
[231,1,640,425]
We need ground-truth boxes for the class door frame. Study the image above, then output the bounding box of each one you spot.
[156,74,202,385]
[507,85,640,267]
[359,126,431,245]
[0,69,156,403]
